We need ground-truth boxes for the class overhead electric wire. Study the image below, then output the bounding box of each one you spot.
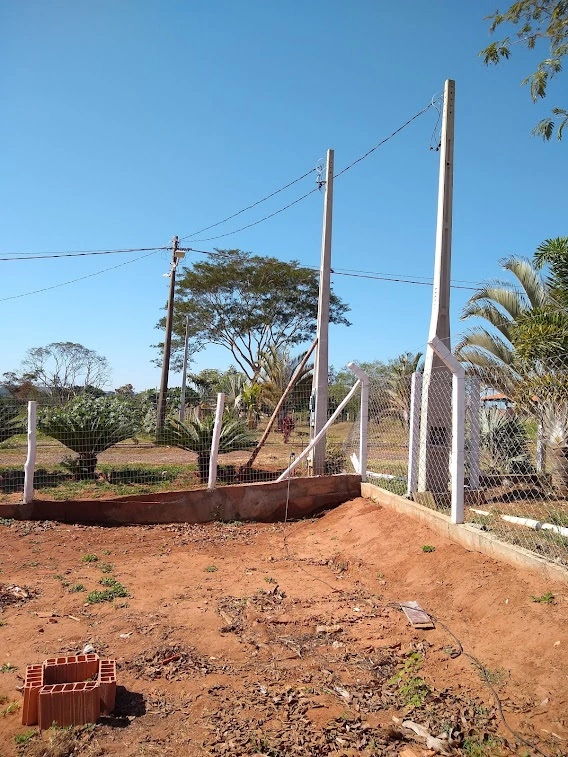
[0,246,167,261]
[0,249,162,303]
[182,99,437,244]
[179,169,317,241]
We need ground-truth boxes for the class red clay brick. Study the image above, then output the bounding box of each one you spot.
[21,664,43,726]
[38,681,100,729]
[98,659,117,715]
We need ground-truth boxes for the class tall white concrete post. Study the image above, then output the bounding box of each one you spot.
[311,149,334,476]
[418,80,455,493]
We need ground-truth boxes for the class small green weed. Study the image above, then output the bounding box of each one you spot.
[462,734,502,756]
[204,565,218,573]
[0,663,18,673]
[87,578,128,604]
[69,584,85,593]
[99,562,113,573]
[389,651,430,708]
[0,620,6,627]
[421,544,436,553]
[264,577,277,584]
[14,728,36,745]
[102,549,111,556]
[531,591,555,604]
[1,701,19,717]
[82,554,98,563]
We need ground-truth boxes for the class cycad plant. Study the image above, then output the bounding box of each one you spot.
[479,407,533,475]
[160,415,256,483]
[0,400,24,444]
[40,395,140,479]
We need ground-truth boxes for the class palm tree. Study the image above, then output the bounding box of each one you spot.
[160,415,256,483]
[385,352,423,429]
[258,347,313,422]
[458,242,568,494]
[39,396,140,479]
[456,256,549,391]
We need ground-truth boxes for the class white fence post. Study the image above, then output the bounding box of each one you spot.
[208,393,225,490]
[347,363,369,483]
[277,379,361,482]
[428,337,465,524]
[468,377,480,490]
[23,401,37,505]
[406,372,422,497]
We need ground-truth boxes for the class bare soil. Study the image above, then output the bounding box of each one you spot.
[0,498,567,756]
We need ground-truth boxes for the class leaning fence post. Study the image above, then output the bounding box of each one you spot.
[23,401,37,505]
[406,372,422,497]
[468,377,480,490]
[208,393,225,490]
[347,363,369,482]
[428,337,465,524]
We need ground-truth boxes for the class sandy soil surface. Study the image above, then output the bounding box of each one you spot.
[0,498,566,756]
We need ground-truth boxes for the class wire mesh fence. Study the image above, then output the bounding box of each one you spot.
[0,380,357,503]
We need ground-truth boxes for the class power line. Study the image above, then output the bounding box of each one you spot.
[183,99,437,244]
[188,187,320,243]
[179,169,316,241]
[0,246,167,262]
[0,249,162,303]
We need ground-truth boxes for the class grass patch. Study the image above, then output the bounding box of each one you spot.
[99,562,113,574]
[69,584,85,593]
[87,577,128,604]
[0,663,18,673]
[204,565,218,573]
[1,701,19,717]
[531,591,555,604]
[421,544,436,553]
[14,728,36,746]
[462,734,503,756]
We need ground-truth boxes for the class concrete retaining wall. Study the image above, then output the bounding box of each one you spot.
[0,474,361,525]
[361,482,568,587]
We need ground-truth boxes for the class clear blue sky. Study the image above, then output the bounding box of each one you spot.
[1,1,566,390]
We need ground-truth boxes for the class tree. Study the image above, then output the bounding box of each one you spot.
[39,395,140,479]
[156,250,350,381]
[385,352,424,429]
[480,1,568,140]
[160,415,256,483]
[6,342,110,401]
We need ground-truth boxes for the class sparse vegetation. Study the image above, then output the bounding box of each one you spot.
[82,554,98,563]
[87,577,128,603]
[205,565,218,573]
[421,544,436,553]
[0,663,18,673]
[14,728,36,746]
[531,591,555,604]
[69,584,85,593]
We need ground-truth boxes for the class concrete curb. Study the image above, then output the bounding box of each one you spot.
[361,482,568,587]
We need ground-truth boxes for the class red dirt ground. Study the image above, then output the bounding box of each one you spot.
[0,498,566,756]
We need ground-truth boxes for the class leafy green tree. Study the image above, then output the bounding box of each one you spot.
[385,352,424,429]
[39,395,140,479]
[480,1,568,140]
[156,250,350,381]
[160,415,256,483]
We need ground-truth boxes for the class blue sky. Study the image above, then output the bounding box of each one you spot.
[1,1,566,390]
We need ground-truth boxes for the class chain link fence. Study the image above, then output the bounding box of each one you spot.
[0,381,356,504]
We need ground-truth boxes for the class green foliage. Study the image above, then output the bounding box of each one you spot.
[87,578,128,603]
[462,734,502,757]
[82,554,98,563]
[479,407,534,474]
[0,663,18,673]
[480,1,568,140]
[14,728,36,745]
[99,562,113,573]
[158,249,350,380]
[0,400,24,444]
[204,565,218,572]
[389,651,430,708]
[531,590,555,603]
[39,395,140,479]
[160,414,255,482]
[69,584,85,593]
[421,544,436,552]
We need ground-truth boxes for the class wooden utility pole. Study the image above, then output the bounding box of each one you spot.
[418,80,455,494]
[157,236,183,432]
[310,149,334,476]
